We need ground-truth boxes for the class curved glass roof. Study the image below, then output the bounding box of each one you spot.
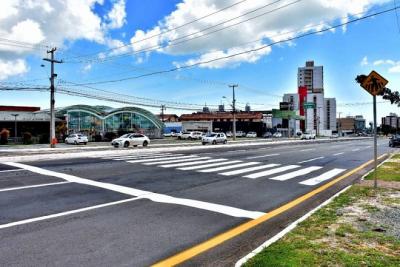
[56,105,163,128]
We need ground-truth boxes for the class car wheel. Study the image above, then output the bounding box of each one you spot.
[84,142,87,145]
[113,144,119,148]
[74,140,78,145]
[223,140,227,144]
[124,141,129,148]
[212,140,217,145]
[202,142,207,145]
[143,141,148,147]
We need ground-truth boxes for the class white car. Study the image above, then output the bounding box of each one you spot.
[236,131,246,137]
[179,131,203,140]
[163,132,172,137]
[301,132,316,140]
[202,133,227,145]
[65,133,88,145]
[111,133,150,148]
[246,131,257,138]
[273,132,282,138]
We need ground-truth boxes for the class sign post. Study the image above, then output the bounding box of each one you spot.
[358,70,388,189]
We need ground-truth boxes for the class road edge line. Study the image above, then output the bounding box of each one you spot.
[235,185,352,266]
[152,153,387,267]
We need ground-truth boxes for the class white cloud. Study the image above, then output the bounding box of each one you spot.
[360,56,368,66]
[82,63,92,72]
[104,0,127,29]
[0,0,129,79]
[372,58,400,73]
[128,0,390,69]
[0,59,29,80]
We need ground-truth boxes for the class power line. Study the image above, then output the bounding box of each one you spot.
[394,0,400,34]
[67,6,399,86]
[69,0,297,64]
[66,0,249,60]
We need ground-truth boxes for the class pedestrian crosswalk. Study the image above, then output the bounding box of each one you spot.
[99,152,347,186]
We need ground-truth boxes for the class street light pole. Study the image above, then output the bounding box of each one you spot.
[229,84,238,140]
[11,114,19,142]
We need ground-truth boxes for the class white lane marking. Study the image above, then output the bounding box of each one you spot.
[0,197,140,229]
[297,157,324,164]
[235,185,352,266]
[220,164,280,176]
[4,162,264,219]
[300,168,346,186]
[127,155,199,163]
[300,148,315,152]
[244,165,300,179]
[198,162,260,173]
[352,148,360,152]
[0,181,71,192]
[246,154,280,159]
[269,166,322,181]
[143,157,212,166]
[159,158,227,168]
[178,161,238,171]
[236,150,247,152]
[333,152,344,156]
[0,169,23,173]
[365,146,372,149]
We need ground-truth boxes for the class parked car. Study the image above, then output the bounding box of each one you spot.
[389,134,400,147]
[246,131,257,138]
[226,131,233,137]
[202,133,227,145]
[263,132,273,138]
[172,131,182,138]
[236,131,246,137]
[111,133,150,148]
[179,131,203,140]
[163,132,172,137]
[301,132,316,140]
[65,133,88,145]
[273,132,282,138]
[330,133,339,138]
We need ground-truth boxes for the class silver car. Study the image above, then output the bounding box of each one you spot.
[111,133,150,148]
[202,133,227,145]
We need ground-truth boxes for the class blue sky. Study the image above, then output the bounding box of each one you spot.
[1,0,400,123]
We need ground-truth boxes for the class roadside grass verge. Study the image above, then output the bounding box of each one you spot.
[244,185,400,267]
[365,154,400,182]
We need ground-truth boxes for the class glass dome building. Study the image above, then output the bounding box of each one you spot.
[56,105,164,139]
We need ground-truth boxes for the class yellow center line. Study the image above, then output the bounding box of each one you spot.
[152,154,387,267]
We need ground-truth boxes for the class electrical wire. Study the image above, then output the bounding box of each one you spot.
[66,0,249,60]
[66,6,399,86]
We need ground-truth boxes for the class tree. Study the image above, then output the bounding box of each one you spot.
[355,75,400,106]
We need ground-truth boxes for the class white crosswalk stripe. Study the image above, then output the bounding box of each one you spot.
[127,155,199,164]
[159,158,227,168]
[178,160,242,171]
[244,165,300,179]
[198,162,260,173]
[103,153,171,159]
[219,164,280,176]
[299,168,346,186]
[269,166,322,181]
[143,156,211,165]
[111,154,182,161]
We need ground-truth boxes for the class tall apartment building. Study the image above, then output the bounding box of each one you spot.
[291,61,337,135]
[298,61,324,93]
[381,113,399,129]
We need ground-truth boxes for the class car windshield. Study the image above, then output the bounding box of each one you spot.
[209,134,217,137]
[120,134,130,138]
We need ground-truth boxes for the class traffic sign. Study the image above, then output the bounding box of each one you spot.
[303,102,315,109]
[360,70,388,96]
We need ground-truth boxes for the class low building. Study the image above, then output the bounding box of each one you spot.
[381,113,399,134]
[179,111,264,135]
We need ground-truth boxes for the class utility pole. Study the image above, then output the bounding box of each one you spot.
[373,95,378,188]
[229,84,238,140]
[338,112,342,137]
[11,114,19,143]
[43,48,62,148]
[160,105,166,122]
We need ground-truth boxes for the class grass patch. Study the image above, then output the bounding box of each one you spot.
[392,154,400,160]
[244,186,400,267]
[365,159,400,182]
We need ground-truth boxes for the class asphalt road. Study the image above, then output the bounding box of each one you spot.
[0,138,397,266]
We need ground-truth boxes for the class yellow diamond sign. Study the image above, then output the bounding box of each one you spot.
[361,70,388,96]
